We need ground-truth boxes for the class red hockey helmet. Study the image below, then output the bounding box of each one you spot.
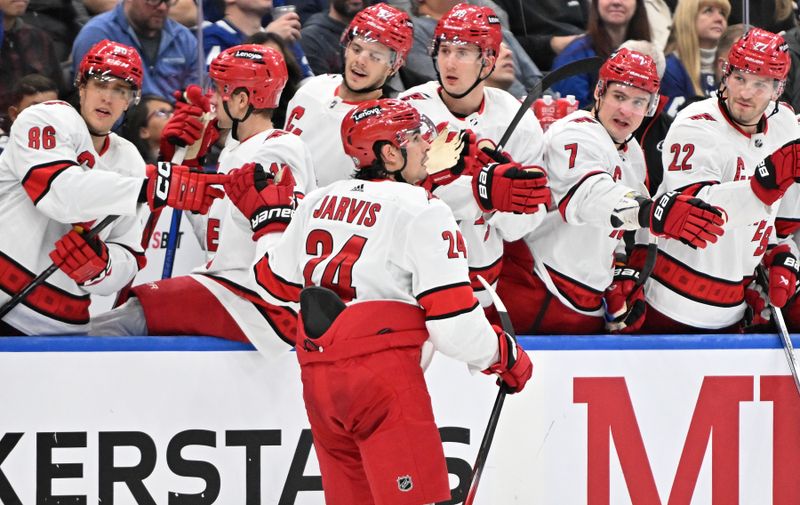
[597,48,660,115]
[78,40,144,92]
[342,3,414,70]
[342,98,422,169]
[432,3,503,57]
[726,27,790,82]
[209,44,288,109]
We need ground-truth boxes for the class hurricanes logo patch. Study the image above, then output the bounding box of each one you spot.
[397,475,413,492]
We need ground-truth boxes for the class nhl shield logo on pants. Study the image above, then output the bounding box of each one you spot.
[397,475,413,492]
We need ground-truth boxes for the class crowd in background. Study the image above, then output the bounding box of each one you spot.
[2,0,800,161]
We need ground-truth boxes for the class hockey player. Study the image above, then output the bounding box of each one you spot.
[249,98,532,505]
[0,40,223,336]
[639,28,800,332]
[399,3,551,308]
[91,44,316,353]
[497,48,727,334]
[283,3,414,186]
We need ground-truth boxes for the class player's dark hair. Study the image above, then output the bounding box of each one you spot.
[354,141,393,180]
[10,74,59,106]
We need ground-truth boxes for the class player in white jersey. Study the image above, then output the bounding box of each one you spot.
[245,98,531,505]
[0,40,224,336]
[91,45,316,354]
[638,28,800,332]
[399,3,550,310]
[495,49,726,335]
[283,3,414,187]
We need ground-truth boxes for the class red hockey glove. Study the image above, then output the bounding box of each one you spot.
[472,161,551,213]
[146,162,226,214]
[483,325,533,394]
[224,162,298,239]
[603,266,646,333]
[744,279,772,327]
[646,191,725,248]
[50,228,110,285]
[751,140,800,205]
[763,244,799,308]
[159,85,220,166]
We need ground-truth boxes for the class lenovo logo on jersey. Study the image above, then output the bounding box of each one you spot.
[352,106,381,122]
[234,50,263,61]
[397,475,413,492]
[251,207,293,229]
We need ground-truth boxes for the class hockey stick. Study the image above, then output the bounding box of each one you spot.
[756,265,800,397]
[0,214,119,319]
[464,275,518,505]
[496,56,603,152]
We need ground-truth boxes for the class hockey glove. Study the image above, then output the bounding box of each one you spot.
[472,161,551,213]
[645,191,725,248]
[751,139,800,205]
[483,325,533,394]
[763,244,799,308]
[603,266,646,333]
[224,162,298,240]
[145,162,226,214]
[159,85,220,166]
[50,228,110,285]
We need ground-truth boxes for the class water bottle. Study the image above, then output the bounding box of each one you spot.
[272,1,315,81]
[556,95,579,120]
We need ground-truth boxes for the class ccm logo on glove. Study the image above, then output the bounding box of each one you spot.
[154,162,172,205]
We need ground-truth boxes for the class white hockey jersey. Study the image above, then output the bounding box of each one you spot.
[524,109,648,316]
[0,101,146,335]
[399,81,546,305]
[284,74,359,187]
[186,128,316,353]
[646,97,800,328]
[256,178,500,369]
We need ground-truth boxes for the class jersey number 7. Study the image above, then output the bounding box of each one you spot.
[303,230,367,301]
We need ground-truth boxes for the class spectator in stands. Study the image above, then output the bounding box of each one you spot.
[492,0,589,71]
[247,31,302,129]
[22,0,83,63]
[661,0,730,117]
[120,94,173,163]
[714,24,744,84]
[70,0,199,100]
[727,0,795,34]
[551,0,651,107]
[299,0,364,75]
[202,0,301,67]
[0,0,64,117]
[645,0,675,51]
[404,0,542,97]
[0,73,58,153]
[780,24,800,110]
[483,40,514,91]
[290,0,326,24]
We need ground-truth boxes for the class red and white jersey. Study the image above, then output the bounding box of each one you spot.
[186,128,316,352]
[399,81,545,305]
[256,178,500,369]
[524,109,648,316]
[284,74,359,187]
[646,97,800,328]
[0,101,146,335]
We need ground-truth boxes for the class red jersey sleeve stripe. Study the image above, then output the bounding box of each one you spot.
[417,282,479,320]
[776,217,800,238]
[557,170,607,221]
[254,253,302,303]
[21,160,77,205]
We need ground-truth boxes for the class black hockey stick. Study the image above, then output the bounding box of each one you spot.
[756,265,800,397]
[0,214,119,320]
[496,56,603,152]
[464,275,519,505]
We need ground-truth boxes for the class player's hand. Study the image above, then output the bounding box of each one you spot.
[50,228,110,285]
[266,11,301,42]
[146,162,226,214]
[603,266,646,333]
[483,325,532,394]
[751,139,800,205]
[648,191,725,248]
[764,244,799,308]
[160,85,219,166]
[472,161,550,213]
[224,162,299,239]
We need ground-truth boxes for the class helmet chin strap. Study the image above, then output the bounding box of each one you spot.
[435,57,495,100]
[224,101,253,141]
[390,147,410,183]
